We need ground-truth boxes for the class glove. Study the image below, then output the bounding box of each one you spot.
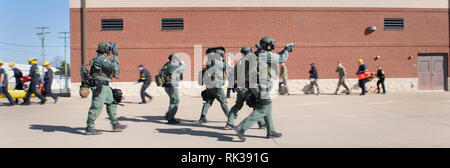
[111,43,119,56]
[284,45,293,53]
[284,43,294,53]
[112,47,119,56]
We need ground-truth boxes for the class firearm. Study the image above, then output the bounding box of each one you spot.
[284,43,294,53]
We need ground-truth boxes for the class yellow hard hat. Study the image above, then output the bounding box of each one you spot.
[9,62,14,67]
[43,61,50,67]
[0,60,3,65]
[358,59,363,63]
[28,58,37,64]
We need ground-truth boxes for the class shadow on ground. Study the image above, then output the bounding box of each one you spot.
[118,116,225,130]
[156,128,236,142]
[118,116,265,141]
[29,124,117,135]
[29,124,86,135]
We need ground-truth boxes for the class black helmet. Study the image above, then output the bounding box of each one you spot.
[259,37,275,51]
[240,46,252,55]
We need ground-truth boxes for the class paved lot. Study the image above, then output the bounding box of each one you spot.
[1,92,450,148]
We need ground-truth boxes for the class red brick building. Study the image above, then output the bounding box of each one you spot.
[70,0,449,95]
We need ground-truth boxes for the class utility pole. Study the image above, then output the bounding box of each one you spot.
[59,32,70,93]
[36,26,51,79]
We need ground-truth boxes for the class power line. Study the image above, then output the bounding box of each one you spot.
[0,47,41,54]
[0,41,64,47]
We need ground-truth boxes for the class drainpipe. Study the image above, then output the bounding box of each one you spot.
[81,0,87,65]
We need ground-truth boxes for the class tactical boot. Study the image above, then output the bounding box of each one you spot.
[266,131,282,139]
[199,115,208,123]
[234,126,246,142]
[85,128,103,135]
[138,101,147,104]
[168,119,180,124]
[21,102,30,106]
[112,123,128,132]
[164,113,169,120]
[40,100,46,105]
[224,124,235,130]
[258,124,266,129]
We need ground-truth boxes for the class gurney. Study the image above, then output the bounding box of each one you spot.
[0,88,35,98]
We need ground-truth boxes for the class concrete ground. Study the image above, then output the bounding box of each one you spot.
[1,91,450,148]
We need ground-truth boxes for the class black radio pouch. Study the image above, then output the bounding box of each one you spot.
[112,88,123,103]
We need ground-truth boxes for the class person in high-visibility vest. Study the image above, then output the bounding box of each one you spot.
[22,58,46,105]
[356,59,368,96]
[0,61,15,106]
[42,61,58,103]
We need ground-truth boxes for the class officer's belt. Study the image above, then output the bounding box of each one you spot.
[89,79,110,87]
[96,80,109,85]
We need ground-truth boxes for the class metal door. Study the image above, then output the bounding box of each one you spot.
[418,56,432,90]
[431,56,444,90]
[418,56,444,90]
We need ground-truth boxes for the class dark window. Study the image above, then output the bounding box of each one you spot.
[101,18,123,31]
[161,18,184,30]
[384,18,404,30]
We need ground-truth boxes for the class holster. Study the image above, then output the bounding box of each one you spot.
[201,90,208,101]
[112,88,123,103]
[245,93,257,108]
[91,79,109,98]
[246,92,272,108]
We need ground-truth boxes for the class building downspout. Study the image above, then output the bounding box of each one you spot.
[81,0,87,65]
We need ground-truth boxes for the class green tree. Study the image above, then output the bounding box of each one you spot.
[55,61,70,76]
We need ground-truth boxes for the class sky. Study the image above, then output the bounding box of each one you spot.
[0,0,70,65]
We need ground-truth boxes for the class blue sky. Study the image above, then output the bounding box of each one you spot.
[0,0,69,65]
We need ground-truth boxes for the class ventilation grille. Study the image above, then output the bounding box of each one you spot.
[162,18,184,30]
[384,18,404,30]
[101,18,123,31]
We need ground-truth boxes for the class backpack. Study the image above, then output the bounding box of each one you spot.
[79,64,92,98]
[155,63,169,87]
[80,64,91,86]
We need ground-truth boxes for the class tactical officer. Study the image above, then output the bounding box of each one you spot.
[376,66,386,94]
[22,58,46,105]
[0,61,15,106]
[199,47,230,123]
[234,37,292,142]
[137,64,153,104]
[279,62,289,95]
[226,61,236,98]
[306,63,320,95]
[85,42,127,135]
[162,53,187,124]
[42,61,58,103]
[356,59,368,96]
[9,62,24,103]
[225,46,265,130]
[335,61,350,95]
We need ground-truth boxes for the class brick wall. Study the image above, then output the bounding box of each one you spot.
[70,7,449,82]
